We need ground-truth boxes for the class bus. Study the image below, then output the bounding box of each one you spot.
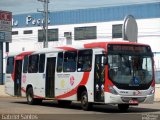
[5,41,155,111]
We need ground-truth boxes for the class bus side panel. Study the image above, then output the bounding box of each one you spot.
[85,70,94,102]
[5,74,14,96]
[22,73,45,98]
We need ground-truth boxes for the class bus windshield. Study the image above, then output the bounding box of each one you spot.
[107,45,153,90]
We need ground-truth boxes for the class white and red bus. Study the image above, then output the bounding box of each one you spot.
[5,41,155,111]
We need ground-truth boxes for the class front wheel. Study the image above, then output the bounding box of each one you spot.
[81,91,92,111]
[118,104,129,111]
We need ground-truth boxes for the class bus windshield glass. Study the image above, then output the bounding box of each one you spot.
[107,44,153,90]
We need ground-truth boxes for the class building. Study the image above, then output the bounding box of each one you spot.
[3,2,160,83]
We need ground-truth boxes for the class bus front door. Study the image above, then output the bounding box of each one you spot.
[94,55,105,102]
[14,60,22,96]
[46,57,56,98]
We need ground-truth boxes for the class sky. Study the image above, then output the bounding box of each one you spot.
[0,0,159,15]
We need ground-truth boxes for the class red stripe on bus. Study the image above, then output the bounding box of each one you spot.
[84,42,107,49]
[56,46,77,51]
[55,72,90,99]
[11,51,34,81]
[104,65,114,92]
[15,51,34,60]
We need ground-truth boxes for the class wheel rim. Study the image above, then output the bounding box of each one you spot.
[82,94,87,107]
[28,93,32,102]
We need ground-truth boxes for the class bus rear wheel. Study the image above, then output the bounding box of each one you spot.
[118,104,129,111]
[81,91,92,111]
[26,87,42,105]
[26,87,36,105]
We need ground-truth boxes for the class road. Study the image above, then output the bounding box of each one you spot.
[0,97,160,120]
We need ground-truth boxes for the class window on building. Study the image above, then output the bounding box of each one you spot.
[57,52,63,72]
[63,51,77,72]
[23,30,33,34]
[28,55,39,73]
[74,26,97,40]
[12,31,18,35]
[23,56,28,73]
[112,24,122,38]
[39,54,45,73]
[38,29,58,42]
[77,50,92,72]
[6,57,14,74]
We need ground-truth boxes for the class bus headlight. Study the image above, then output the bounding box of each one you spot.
[149,88,155,95]
[108,85,118,95]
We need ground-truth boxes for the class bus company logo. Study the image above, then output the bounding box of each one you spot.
[133,90,141,96]
[70,76,75,86]
[22,75,26,83]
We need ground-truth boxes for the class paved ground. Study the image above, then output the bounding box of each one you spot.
[0,85,9,97]
[0,97,160,120]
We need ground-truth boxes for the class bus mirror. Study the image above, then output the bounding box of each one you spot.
[101,56,107,65]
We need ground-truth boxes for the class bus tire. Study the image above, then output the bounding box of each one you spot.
[118,104,129,111]
[26,87,36,105]
[81,91,92,111]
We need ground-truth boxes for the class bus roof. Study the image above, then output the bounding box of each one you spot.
[7,41,150,57]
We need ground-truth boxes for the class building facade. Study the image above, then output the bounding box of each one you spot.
[3,2,160,82]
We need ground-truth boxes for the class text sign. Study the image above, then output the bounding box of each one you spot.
[0,11,12,42]
[108,44,151,54]
[0,31,11,42]
[0,32,5,40]
[0,11,12,31]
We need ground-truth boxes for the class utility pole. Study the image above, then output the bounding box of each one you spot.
[37,0,49,48]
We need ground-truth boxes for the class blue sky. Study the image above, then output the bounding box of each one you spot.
[0,0,159,14]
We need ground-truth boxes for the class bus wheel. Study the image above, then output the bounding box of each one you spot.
[118,104,129,111]
[81,91,92,111]
[26,87,36,105]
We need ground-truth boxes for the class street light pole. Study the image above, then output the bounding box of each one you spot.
[38,0,49,48]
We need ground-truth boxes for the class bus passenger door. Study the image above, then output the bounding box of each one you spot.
[14,60,22,96]
[45,57,56,98]
[94,55,105,102]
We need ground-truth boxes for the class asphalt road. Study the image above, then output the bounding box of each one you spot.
[0,97,160,120]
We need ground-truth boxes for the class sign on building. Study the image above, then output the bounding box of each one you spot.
[0,10,12,42]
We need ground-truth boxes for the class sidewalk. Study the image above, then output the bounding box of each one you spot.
[0,85,10,97]
[155,84,160,102]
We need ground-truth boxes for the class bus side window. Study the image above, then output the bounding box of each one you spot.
[28,55,39,73]
[39,54,45,73]
[23,56,28,73]
[6,57,14,74]
[57,52,63,72]
[63,51,77,72]
[77,50,92,72]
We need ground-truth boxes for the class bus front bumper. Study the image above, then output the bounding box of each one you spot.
[104,92,154,104]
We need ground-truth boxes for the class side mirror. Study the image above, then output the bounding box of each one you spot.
[101,56,107,65]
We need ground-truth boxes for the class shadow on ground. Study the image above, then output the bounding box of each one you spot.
[13,100,160,113]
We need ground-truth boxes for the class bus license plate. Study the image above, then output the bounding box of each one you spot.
[129,100,139,104]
